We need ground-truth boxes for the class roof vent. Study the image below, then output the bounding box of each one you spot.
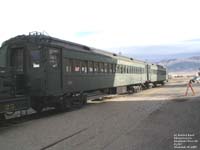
[83,46,90,50]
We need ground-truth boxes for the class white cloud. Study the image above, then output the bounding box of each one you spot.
[1,0,200,50]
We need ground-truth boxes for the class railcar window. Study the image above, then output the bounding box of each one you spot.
[122,65,124,73]
[152,69,157,74]
[119,65,121,73]
[73,60,80,72]
[111,64,113,73]
[65,59,72,72]
[123,66,126,73]
[108,64,111,73]
[0,46,7,67]
[104,63,108,73]
[124,66,126,73]
[88,61,93,73]
[112,64,116,73]
[133,67,136,74]
[127,66,129,74]
[49,49,59,68]
[99,62,104,73]
[94,62,99,73]
[116,65,120,73]
[120,65,124,73]
[130,66,132,74]
[11,48,24,71]
[108,64,112,73]
[31,50,40,68]
[81,61,87,73]
[120,65,123,73]
[162,71,166,75]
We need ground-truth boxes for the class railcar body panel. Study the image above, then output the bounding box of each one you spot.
[157,65,167,81]
[0,33,168,115]
[60,47,147,93]
[149,64,158,82]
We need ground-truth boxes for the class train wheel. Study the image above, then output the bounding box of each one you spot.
[0,113,5,121]
[72,98,83,109]
[153,83,157,87]
[81,94,87,105]
[145,83,150,89]
[56,97,72,112]
[139,85,142,92]
[63,97,72,110]
[71,93,87,108]
[161,81,165,86]
[32,103,43,113]
[31,98,44,113]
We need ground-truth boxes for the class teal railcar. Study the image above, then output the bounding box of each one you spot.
[0,32,167,117]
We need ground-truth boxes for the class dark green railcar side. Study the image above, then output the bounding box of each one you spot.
[0,33,167,116]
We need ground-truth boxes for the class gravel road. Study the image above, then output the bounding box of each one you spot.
[0,78,200,150]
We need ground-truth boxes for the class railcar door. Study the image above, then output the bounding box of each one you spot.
[146,64,151,81]
[10,48,26,94]
[47,48,62,95]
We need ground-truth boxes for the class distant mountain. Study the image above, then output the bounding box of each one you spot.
[132,52,200,62]
[157,56,200,73]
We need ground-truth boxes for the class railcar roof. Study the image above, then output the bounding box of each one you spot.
[43,35,147,64]
[2,33,162,67]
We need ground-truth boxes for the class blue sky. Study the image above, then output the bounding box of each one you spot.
[0,0,200,60]
[75,32,97,37]
[107,39,200,61]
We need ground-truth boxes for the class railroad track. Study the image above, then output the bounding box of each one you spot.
[0,109,60,130]
[0,88,154,130]
[0,93,111,130]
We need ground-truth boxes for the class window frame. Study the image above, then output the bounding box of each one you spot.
[49,48,60,69]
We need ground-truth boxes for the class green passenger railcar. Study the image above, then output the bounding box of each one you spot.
[0,32,167,117]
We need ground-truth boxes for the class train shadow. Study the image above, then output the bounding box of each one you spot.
[1,96,200,150]
[1,94,200,135]
[0,107,80,130]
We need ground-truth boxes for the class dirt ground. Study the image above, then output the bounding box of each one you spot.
[0,77,200,150]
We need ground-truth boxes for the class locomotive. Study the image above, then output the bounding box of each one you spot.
[0,32,167,119]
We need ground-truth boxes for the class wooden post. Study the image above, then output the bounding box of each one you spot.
[189,83,195,96]
[185,81,195,96]
[185,83,189,96]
